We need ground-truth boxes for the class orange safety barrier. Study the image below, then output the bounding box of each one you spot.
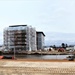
[0,56,4,59]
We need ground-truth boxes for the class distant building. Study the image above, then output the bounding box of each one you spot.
[4,25,45,51]
[66,46,75,51]
[4,25,37,51]
[36,32,45,50]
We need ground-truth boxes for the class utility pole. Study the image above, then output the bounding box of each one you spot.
[14,47,15,59]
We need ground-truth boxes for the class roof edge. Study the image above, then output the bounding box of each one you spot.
[9,25,27,27]
[37,31,45,36]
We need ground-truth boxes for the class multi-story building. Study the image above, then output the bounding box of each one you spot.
[4,25,37,51]
[4,25,45,51]
[36,32,45,50]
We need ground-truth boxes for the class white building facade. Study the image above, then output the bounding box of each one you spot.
[4,25,37,51]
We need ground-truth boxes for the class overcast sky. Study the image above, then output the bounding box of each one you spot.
[0,0,75,46]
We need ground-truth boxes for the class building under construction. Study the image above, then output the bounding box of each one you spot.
[4,25,37,51]
[4,25,45,51]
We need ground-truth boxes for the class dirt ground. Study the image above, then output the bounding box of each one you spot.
[0,59,75,75]
[0,58,74,62]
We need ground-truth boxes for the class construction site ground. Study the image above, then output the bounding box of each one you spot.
[0,59,75,75]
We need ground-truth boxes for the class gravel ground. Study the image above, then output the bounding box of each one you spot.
[0,60,75,75]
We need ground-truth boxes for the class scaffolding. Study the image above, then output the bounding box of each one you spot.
[4,25,37,51]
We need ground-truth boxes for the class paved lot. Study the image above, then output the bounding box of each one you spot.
[0,60,75,75]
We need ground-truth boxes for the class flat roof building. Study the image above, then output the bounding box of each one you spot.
[36,32,45,50]
[4,25,45,51]
[4,25,37,51]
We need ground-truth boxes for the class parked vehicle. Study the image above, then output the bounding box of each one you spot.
[67,55,74,61]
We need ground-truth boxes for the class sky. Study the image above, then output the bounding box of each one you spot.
[0,0,75,46]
